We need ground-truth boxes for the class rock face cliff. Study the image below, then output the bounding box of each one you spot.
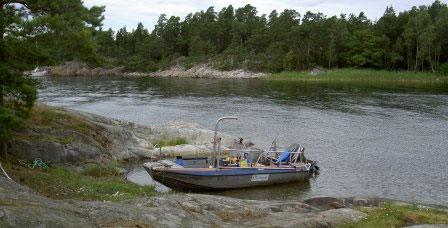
[9,105,237,164]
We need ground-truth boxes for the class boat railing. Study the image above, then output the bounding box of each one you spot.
[255,150,304,166]
[223,149,262,153]
[213,116,238,170]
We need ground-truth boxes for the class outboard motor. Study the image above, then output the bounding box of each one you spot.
[310,161,320,174]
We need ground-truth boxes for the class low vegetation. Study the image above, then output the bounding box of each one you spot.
[27,105,93,134]
[342,202,448,228]
[439,63,448,76]
[4,161,156,202]
[153,137,188,147]
[82,162,121,177]
[269,69,448,88]
[13,104,109,150]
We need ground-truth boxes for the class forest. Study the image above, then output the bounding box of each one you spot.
[94,1,448,73]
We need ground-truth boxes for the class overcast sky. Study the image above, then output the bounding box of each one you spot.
[84,0,446,31]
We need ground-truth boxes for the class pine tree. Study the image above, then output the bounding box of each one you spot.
[0,0,104,155]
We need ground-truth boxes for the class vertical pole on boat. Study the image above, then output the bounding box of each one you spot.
[213,116,238,169]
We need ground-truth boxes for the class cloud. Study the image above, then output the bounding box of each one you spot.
[83,0,445,31]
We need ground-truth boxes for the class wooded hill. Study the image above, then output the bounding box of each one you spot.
[94,1,448,73]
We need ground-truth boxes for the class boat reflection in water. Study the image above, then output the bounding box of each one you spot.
[144,117,319,192]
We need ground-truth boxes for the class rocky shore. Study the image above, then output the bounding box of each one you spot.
[32,61,268,79]
[3,175,447,227]
[135,64,268,79]
[10,104,239,165]
[0,176,368,227]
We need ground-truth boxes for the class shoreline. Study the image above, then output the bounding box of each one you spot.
[29,62,448,88]
[270,69,448,88]
[31,62,268,79]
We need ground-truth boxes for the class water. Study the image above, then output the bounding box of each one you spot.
[126,166,170,193]
[37,76,448,205]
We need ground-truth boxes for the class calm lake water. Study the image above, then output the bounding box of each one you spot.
[38,76,448,205]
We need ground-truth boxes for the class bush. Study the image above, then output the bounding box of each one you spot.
[123,55,159,72]
[153,137,188,147]
[246,53,269,72]
[82,163,120,177]
[175,56,201,69]
[438,63,448,76]
[212,48,245,71]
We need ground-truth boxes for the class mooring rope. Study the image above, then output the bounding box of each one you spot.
[18,158,49,170]
[0,161,13,181]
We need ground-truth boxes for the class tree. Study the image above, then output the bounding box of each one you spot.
[432,1,448,70]
[375,7,404,69]
[233,4,259,47]
[95,28,117,58]
[216,5,234,53]
[345,13,382,68]
[0,0,105,156]
[403,7,437,71]
[189,35,216,57]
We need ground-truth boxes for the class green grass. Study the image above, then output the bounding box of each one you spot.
[14,104,110,147]
[6,162,156,201]
[269,69,448,88]
[153,137,188,147]
[82,162,121,177]
[29,105,93,135]
[341,202,448,228]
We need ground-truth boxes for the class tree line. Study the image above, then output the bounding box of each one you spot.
[95,1,448,73]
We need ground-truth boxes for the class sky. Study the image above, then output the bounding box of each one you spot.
[83,0,446,31]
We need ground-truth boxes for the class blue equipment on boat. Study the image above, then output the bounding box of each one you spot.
[276,143,301,163]
[175,156,185,167]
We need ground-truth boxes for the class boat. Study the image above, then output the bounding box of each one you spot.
[143,116,319,191]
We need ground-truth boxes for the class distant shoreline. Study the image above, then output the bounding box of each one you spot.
[30,62,448,88]
[269,68,448,88]
[29,62,268,79]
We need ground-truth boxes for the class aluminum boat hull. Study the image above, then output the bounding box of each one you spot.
[144,165,312,192]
